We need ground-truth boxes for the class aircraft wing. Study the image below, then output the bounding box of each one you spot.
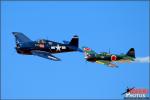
[31,50,61,61]
[96,60,118,68]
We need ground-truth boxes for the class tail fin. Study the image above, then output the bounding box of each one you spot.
[82,47,97,59]
[126,48,135,58]
[12,32,32,43]
[69,35,78,47]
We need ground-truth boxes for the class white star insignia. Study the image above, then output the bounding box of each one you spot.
[56,44,61,51]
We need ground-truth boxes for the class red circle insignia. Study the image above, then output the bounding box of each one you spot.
[111,55,117,61]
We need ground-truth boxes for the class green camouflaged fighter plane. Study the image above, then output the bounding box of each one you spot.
[82,47,135,67]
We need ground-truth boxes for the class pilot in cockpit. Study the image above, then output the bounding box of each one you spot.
[100,52,110,56]
[37,39,46,44]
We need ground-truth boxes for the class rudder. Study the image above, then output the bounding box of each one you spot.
[126,48,135,58]
[69,35,78,47]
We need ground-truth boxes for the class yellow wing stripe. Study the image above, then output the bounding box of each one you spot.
[96,61,105,64]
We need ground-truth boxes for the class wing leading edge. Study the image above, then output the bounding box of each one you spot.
[31,50,61,61]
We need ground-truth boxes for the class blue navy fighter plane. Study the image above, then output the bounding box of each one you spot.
[12,32,82,61]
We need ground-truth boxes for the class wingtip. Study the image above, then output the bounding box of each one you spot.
[53,58,61,61]
[12,32,21,36]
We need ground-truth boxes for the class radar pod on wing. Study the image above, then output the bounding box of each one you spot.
[82,47,136,68]
[12,32,82,61]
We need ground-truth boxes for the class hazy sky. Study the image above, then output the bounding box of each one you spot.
[1,1,149,99]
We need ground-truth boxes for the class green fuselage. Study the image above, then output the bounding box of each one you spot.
[86,52,134,62]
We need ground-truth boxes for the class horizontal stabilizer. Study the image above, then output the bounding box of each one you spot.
[68,46,83,52]
[63,40,70,44]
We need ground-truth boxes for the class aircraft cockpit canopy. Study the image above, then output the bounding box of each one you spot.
[37,39,47,44]
[100,52,110,56]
